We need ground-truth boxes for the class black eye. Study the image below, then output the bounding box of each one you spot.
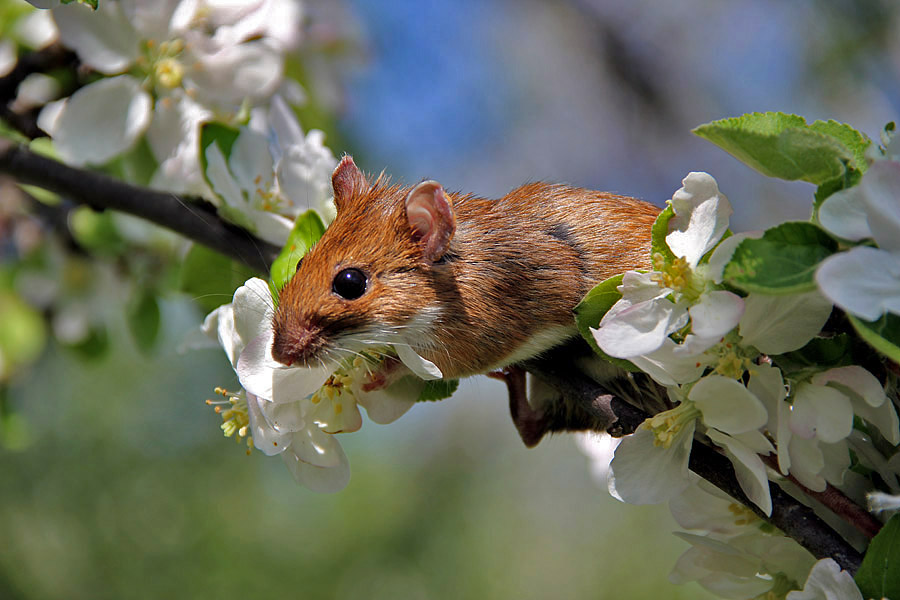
[332,268,368,300]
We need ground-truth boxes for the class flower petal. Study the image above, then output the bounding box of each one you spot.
[706,429,772,516]
[309,393,363,434]
[246,392,292,456]
[53,76,151,166]
[861,160,900,253]
[236,332,330,403]
[52,2,138,74]
[186,39,283,106]
[738,291,832,354]
[268,94,305,148]
[812,366,886,407]
[146,92,212,196]
[276,139,338,219]
[689,290,744,341]
[816,246,900,321]
[608,421,694,505]
[666,172,733,266]
[787,436,826,491]
[786,558,863,600]
[395,344,443,380]
[628,338,708,386]
[791,383,853,444]
[229,127,274,195]
[287,424,342,468]
[817,365,899,444]
[592,297,688,358]
[280,439,351,493]
[817,185,872,241]
[205,140,247,209]
[246,210,294,247]
[357,376,422,424]
[690,375,768,435]
[232,278,274,344]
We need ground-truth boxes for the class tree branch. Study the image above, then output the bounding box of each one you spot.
[0,139,279,273]
[520,346,865,574]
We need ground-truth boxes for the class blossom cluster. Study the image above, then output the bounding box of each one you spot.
[580,167,900,599]
[203,277,440,491]
[591,172,899,516]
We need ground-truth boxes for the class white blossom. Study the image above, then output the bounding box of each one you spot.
[41,0,303,194]
[204,277,437,491]
[816,160,900,320]
[203,96,339,244]
[786,559,863,600]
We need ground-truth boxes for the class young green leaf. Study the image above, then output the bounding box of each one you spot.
[722,222,837,294]
[855,513,900,599]
[418,379,459,402]
[269,210,327,298]
[650,204,676,263]
[574,275,639,370]
[848,313,900,364]
[694,112,870,185]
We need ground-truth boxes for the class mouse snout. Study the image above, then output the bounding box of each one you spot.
[271,322,324,367]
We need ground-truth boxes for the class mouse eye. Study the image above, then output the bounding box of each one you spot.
[332,268,368,300]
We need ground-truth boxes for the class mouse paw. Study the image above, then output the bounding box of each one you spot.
[489,366,552,448]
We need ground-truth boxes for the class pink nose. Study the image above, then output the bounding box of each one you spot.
[271,324,323,367]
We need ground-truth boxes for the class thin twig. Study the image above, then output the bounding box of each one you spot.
[0,139,279,273]
[761,453,883,540]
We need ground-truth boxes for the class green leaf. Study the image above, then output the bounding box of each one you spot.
[127,289,160,354]
[694,112,870,185]
[722,222,837,294]
[180,244,256,313]
[574,275,639,371]
[0,291,47,379]
[849,313,900,364]
[776,334,853,372]
[269,210,327,300]
[650,205,676,263]
[102,136,158,187]
[63,326,109,360]
[808,119,871,173]
[856,513,900,599]
[198,122,240,185]
[417,379,459,402]
[68,206,126,255]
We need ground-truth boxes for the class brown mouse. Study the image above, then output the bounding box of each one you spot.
[271,155,659,382]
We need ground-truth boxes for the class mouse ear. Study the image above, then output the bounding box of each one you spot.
[405,180,456,262]
[332,155,367,212]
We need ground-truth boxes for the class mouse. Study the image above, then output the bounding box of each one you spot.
[271,155,660,388]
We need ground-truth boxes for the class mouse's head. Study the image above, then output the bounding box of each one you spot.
[271,156,456,369]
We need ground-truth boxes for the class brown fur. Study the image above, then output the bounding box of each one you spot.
[272,159,660,379]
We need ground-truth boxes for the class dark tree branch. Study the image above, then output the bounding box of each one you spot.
[0,139,279,273]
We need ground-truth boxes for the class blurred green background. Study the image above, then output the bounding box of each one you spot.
[5,0,900,597]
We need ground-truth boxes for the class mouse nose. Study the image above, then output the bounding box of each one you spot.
[271,323,324,367]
